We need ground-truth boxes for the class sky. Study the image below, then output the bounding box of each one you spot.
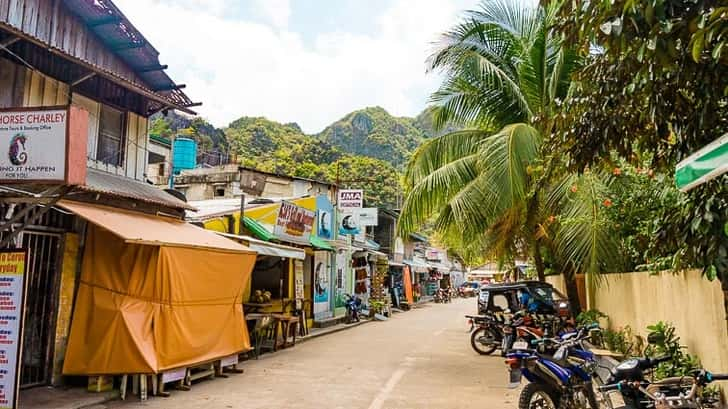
[114,0,480,134]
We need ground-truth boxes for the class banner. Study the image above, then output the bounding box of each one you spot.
[274,201,315,244]
[0,250,27,409]
[338,189,363,209]
[0,108,67,182]
[313,252,331,318]
[315,195,335,240]
[294,260,304,310]
[334,250,348,308]
[338,210,360,236]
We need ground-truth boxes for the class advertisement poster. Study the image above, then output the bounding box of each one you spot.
[294,260,304,309]
[274,201,315,244]
[334,250,348,308]
[338,210,360,236]
[356,208,379,226]
[313,252,330,318]
[0,250,27,409]
[315,195,334,240]
[0,109,67,182]
[337,189,363,209]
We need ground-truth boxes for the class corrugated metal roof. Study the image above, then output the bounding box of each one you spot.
[79,168,195,210]
[61,0,195,110]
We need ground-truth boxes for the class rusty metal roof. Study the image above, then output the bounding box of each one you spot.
[62,0,196,111]
[79,169,195,211]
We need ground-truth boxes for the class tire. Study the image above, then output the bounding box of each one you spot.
[470,327,498,355]
[519,382,560,409]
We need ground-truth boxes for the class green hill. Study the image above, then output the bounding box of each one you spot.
[316,107,426,167]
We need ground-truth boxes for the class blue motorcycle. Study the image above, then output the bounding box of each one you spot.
[344,293,362,323]
[506,323,601,409]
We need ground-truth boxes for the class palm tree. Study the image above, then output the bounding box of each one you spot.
[398,0,619,314]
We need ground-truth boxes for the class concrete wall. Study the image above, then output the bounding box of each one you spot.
[588,270,728,374]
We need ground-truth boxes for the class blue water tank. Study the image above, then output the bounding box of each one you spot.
[173,137,197,174]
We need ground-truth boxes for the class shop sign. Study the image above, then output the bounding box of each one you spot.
[0,249,27,409]
[356,208,378,226]
[338,210,360,236]
[0,108,68,183]
[294,260,304,309]
[313,252,331,318]
[274,201,315,244]
[338,189,363,209]
[315,195,335,240]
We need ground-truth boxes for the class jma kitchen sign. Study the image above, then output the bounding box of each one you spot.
[337,189,363,209]
[0,106,88,185]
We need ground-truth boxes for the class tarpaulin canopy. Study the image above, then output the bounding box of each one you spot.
[62,203,257,375]
[59,200,254,253]
[675,134,728,192]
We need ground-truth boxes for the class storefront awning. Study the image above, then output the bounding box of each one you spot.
[404,259,430,273]
[310,235,334,251]
[58,200,255,254]
[244,216,276,242]
[675,134,728,192]
[216,232,305,260]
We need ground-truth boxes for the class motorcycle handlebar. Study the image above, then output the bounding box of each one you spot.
[598,383,621,392]
[708,373,728,381]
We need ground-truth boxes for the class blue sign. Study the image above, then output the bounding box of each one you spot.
[316,195,335,240]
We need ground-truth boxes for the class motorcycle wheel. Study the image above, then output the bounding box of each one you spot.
[470,327,498,355]
[519,383,560,409]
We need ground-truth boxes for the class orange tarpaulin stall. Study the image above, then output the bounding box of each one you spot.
[403,265,414,305]
[60,201,257,375]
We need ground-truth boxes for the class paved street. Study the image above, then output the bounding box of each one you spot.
[108,298,517,409]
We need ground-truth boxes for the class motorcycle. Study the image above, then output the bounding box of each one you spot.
[506,323,601,409]
[344,293,362,323]
[466,314,504,355]
[598,356,728,409]
[434,288,451,303]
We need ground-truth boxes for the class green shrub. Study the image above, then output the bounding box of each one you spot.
[645,321,701,379]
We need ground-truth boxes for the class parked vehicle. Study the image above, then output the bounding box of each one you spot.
[598,356,728,409]
[458,281,480,297]
[505,324,601,409]
[434,288,451,303]
[344,293,362,323]
[478,281,570,317]
[466,314,504,355]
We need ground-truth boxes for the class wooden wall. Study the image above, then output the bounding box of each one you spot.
[4,59,149,182]
[0,0,144,85]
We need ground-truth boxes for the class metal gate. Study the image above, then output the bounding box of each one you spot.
[19,231,62,388]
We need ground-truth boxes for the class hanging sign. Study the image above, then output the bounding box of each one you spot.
[315,195,335,240]
[294,260,304,309]
[274,201,315,244]
[338,210,360,235]
[0,249,27,409]
[337,189,363,209]
[356,208,378,226]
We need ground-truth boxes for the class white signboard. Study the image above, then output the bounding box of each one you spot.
[356,208,378,226]
[274,201,315,244]
[338,189,363,209]
[0,109,67,181]
[0,250,27,409]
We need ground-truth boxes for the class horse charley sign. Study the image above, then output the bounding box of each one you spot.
[0,250,27,409]
[0,106,88,185]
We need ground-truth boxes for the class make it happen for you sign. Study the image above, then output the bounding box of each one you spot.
[0,250,27,409]
[0,108,67,182]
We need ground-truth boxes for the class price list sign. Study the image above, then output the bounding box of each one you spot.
[0,250,27,409]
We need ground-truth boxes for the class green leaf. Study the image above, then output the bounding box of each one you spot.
[706,265,717,281]
[692,31,705,62]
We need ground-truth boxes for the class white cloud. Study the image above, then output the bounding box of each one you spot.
[114,0,477,133]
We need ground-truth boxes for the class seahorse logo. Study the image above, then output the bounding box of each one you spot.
[8,134,28,166]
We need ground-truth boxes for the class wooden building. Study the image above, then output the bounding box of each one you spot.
[0,0,202,391]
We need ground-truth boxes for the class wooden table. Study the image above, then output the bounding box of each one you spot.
[243,302,273,313]
[270,314,299,349]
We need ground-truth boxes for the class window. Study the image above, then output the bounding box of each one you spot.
[250,256,289,299]
[96,105,125,166]
[215,188,226,197]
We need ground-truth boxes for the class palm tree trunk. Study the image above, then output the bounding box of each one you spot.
[532,240,546,282]
[563,265,582,317]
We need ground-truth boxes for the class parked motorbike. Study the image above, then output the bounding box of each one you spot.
[434,288,451,303]
[598,356,728,409]
[466,314,504,355]
[344,293,362,323]
[506,323,601,409]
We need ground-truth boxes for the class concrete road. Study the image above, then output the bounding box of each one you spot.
[108,298,518,409]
